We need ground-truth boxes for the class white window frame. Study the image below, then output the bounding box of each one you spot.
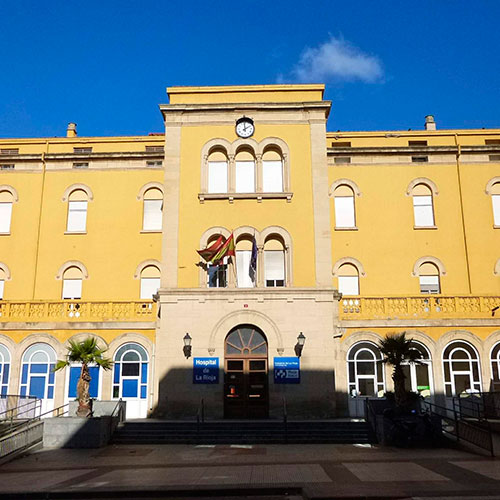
[66,200,88,233]
[62,278,82,300]
[140,277,160,299]
[236,250,254,288]
[334,195,355,229]
[347,342,385,398]
[419,275,440,294]
[262,160,283,193]
[235,161,255,193]
[264,250,285,287]
[443,342,482,397]
[413,194,435,227]
[0,202,13,234]
[142,199,162,232]
[493,194,500,226]
[208,161,228,193]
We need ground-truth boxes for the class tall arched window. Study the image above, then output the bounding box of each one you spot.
[490,342,500,391]
[0,190,14,234]
[235,149,255,193]
[334,185,356,229]
[140,265,160,299]
[418,262,440,294]
[412,184,435,227]
[66,189,88,233]
[142,188,163,231]
[207,149,228,194]
[262,149,283,193]
[402,341,433,397]
[0,343,10,396]
[62,266,83,299]
[443,340,481,396]
[337,263,360,296]
[20,343,56,411]
[236,236,255,288]
[347,341,385,397]
[264,236,285,287]
[491,182,500,226]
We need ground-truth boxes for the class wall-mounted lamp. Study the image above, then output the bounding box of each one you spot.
[183,333,192,359]
[294,332,306,357]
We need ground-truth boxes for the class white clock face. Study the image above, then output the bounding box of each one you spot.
[236,119,254,138]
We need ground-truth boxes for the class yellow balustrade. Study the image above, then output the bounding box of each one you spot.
[340,296,500,320]
[0,301,156,322]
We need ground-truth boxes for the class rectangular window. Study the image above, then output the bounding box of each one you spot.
[62,279,82,299]
[0,280,4,299]
[140,277,160,299]
[334,157,351,164]
[338,276,359,295]
[146,160,163,167]
[419,276,440,294]
[0,164,14,170]
[73,147,92,154]
[412,156,429,163]
[207,161,228,193]
[493,195,500,226]
[485,139,500,145]
[72,162,89,169]
[236,250,254,288]
[0,149,19,155]
[330,142,351,148]
[413,195,434,227]
[67,201,87,232]
[0,202,13,233]
[489,155,500,162]
[409,140,428,146]
[143,199,162,231]
[264,251,285,287]
[235,161,255,193]
[262,161,283,192]
[145,146,164,152]
[334,197,355,228]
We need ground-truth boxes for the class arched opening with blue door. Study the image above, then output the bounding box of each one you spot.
[0,343,11,397]
[112,342,149,419]
[66,365,102,404]
[19,343,56,415]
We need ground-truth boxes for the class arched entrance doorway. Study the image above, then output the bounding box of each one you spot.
[224,325,269,419]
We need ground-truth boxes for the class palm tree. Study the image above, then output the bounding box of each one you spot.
[55,338,112,417]
[378,332,422,408]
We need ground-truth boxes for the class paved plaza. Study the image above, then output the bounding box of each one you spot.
[1,443,500,499]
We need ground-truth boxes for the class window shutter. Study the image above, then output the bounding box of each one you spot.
[236,250,254,288]
[0,203,12,233]
[208,161,228,193]
[338,276,359,295]
[67,201,87,232]
[0,280,4,300]
[140,277,160,299]
[413,195,434,226]
[62,279,82,299]
[334,196,355,228]
[493,194,500,226]
[419,275,440,294]
[262,160,283,192]
[143,200,162,231]
[264,251,285,281]
[235,161,255,193]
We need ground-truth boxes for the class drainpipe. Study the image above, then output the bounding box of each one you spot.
[32,141,48,299]
[454,133,472,294]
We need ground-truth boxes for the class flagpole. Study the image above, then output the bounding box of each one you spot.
[231,230,238,286]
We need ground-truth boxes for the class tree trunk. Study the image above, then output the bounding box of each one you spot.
[76,363,92,417]
[392,364,407,408]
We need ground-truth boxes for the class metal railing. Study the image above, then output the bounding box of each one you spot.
[340,295,499,320]
[196,398,205,441]
[364,398,378,437]
[454,392,500,421]
[109,399,125,436]
[282,396,288,444]
[423,400,494,457]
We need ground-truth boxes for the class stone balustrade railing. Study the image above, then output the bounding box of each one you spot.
[0,300,156,322]
[340,295,500,320]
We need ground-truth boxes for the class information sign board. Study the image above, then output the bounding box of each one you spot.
[193,357,219,384]
[273,357,300,384]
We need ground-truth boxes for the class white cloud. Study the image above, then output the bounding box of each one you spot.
[289,36,384,84]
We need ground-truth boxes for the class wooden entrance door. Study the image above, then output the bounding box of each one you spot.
[224,326,268,419]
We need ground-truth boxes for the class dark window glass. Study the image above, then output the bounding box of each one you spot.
[122,363,140,376]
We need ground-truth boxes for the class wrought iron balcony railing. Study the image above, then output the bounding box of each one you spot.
[340,295,500,320]
[0,300,156,322]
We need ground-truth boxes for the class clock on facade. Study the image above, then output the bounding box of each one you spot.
[235,117,255,138]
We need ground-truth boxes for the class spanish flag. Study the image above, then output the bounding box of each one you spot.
[197,233,235,264]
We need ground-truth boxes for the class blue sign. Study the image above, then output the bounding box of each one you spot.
[274,357,300,384]
[193,358,219,384]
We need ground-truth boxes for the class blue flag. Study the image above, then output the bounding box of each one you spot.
[249,236,257,283]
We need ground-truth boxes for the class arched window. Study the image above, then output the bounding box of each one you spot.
[0,343,11,396]
[235,149,255,193]
[140,265,160,299]
[412,184,435,227]
[490,342,500,391]
[264,236,285,287]
[443,340,481,396]
[0,190,14,234]
[236,235,256,288]
[418,262,440,294]
[401,341,433,397]
[20,343,56,402]
[337,263,360,296]
[62,266,83,299]
[347,342,385,397]
[333,185,355,229]
[207,149,228,194]
[491,182,500,226]
[207,234,228,288]
[142,188,163,231]
[66,189,88,233]
[262,149,283,193]
[112,342,149,418]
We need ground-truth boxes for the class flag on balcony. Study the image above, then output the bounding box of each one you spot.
[249,235,257,283]
[197,235,224,262]
[211,233,235,265]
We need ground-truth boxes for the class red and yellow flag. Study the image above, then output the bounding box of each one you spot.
[197,233,235,264]
[197,235,224,262]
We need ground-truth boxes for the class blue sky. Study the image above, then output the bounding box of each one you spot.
[1,1,499,137]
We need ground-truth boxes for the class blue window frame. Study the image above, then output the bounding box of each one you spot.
[0,344,11,396]
[20,343,56,400]
[112,343,148,400]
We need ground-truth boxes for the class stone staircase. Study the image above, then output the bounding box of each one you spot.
[111,419,376,445]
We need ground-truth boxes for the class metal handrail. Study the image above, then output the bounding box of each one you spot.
[0,397,41,420]
[282,396,288,444]
[365,398,378,436]
[196,398,204,442]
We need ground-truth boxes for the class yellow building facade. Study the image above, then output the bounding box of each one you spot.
[0,84,498,419]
